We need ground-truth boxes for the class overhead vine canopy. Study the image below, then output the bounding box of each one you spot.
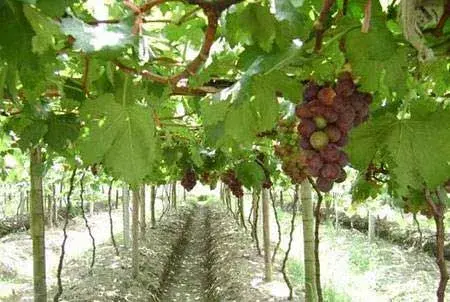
[0,0,449,196]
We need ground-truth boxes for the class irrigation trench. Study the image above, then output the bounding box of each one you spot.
[158,206,212,302]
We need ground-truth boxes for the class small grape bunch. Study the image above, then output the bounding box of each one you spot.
[181,169,197,191]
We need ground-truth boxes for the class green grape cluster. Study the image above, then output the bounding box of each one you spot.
[274,119,308,184]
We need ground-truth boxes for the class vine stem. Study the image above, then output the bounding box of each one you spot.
[309,177,323,302]
[424,188,449,302]
[281,185,299,300]
[270,189,282,264]
[252,190,262,256]
[314,0,337,52]
[79,172,96,270]
[361,0,372,33]
[53,169,77,302]
[108,180,119,256]
[238,197,247,231]
[82,56,90,95]
[247,198,254,236]
[412,213,422,247]
[434,0,450,36]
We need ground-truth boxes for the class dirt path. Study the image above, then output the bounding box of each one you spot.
[273,209,450,302]
[159,207,209,301]
[0,210,123,300]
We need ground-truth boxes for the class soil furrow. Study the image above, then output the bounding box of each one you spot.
[158,206,209,302]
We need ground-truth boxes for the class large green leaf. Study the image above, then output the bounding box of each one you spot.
[79,94,157,186]
[44,113,80,152]
[225,3,276,52]
[23,5,64,54]
[37,0,75,17]
[60,17,133,53]
[236,161,265,189]
[346,105,450,195]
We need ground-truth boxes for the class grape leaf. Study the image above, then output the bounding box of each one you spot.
[352,174,382,203]
[23,5,64,54]
[6,116,48,150]
[44,113,80,152]
[79,94,157,186]
[236,161,265,189]
[60,17,133,53]
[37,0,75,18]
[419,58,450,96]
[225,3,276,52]
[345,18,409,97]
[346,106,450,195]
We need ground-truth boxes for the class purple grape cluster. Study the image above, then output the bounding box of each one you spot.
[221,170,244,198]
[181,169,197,191]
[295,72,372,192]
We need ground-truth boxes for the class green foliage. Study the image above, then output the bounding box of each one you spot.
[352,174,382,204]
[235,161,265,189]
[347,103,450,196]
[79,94,157,186]
[225,3,277,52]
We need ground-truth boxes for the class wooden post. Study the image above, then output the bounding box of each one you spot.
[30,146,47,302]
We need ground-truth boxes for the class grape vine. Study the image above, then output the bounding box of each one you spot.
[296,72,372,192]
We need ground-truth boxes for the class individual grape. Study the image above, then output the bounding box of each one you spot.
[300,137,313,150]
[338,105,356,122]
[335,78,355,97]
[325,125,341,143]
[307,152,324,170]
[295,105,313,118]
[336,72,355,96]
[322,108,338,123]
[298,119,316,137]
[338,151,349,166]
[316,177,334,192]
[320,144,340,163]
[317,87,336,106]
[335,168,347,183]
[350,95,365,112]
[336,118,353,133]
[320,163,340,180]
[331,95,346,110]
[305,152,323,177]
[309,105,326,116]
[304,81,320,102]
[335,135,348,147]
[314,116,328,129]
[310,131,329,150]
